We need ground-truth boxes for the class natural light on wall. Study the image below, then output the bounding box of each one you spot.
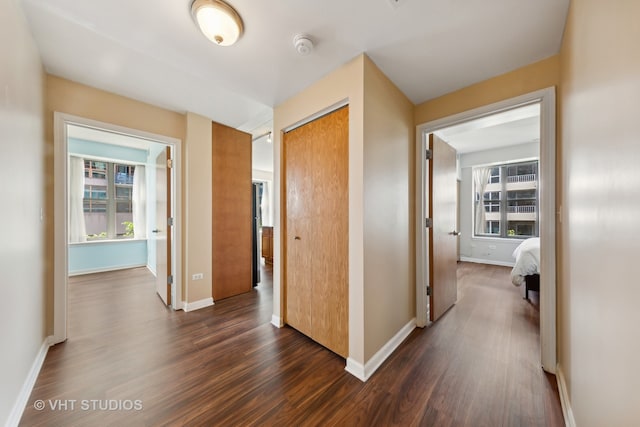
[191,0,244,46]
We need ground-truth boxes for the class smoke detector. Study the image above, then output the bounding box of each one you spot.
[293,34,314,56]
[387,0,407,8]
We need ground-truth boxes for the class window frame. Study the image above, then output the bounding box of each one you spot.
[473,159,539,240]
[82,159,138,241]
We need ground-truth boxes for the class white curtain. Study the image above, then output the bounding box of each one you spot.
[260,181,272,226]
[68,156,87,243]
[473,167,491,235]
[132,165,147,239]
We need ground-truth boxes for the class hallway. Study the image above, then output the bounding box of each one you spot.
[20,262,563,426]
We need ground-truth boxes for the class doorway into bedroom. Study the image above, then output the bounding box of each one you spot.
[416,88,556,373]
[53,113,183,344]
[443,103,541,273]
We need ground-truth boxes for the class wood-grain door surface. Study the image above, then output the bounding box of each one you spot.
[212,122,253,301]
[429,134,458,321]
[284,106,349,357]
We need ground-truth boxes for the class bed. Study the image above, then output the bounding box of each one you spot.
[511,237,540,300]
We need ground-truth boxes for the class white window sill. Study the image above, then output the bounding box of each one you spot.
[69,238,147,246]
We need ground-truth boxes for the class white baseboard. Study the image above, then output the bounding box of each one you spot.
[460,256,515,268]
[556,364,576,427]
[146,265,157,276]
[68,263,147,276]
[6,336,53,427]
[172,299,184,311]
[182,297,214,312]
[345,358,367,382]
[271,314,283,328]
[345,318,416,382]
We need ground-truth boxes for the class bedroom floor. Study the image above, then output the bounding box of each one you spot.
[20,262,562,426]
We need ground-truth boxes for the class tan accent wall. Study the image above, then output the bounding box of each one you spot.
[558,1,640,425]
[45,76,185,140]
[414,55,560,125]
[274,54,366,363]
[362,57,415,360]
[184,112,213,303]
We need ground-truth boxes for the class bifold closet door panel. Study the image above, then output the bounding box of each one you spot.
[283,105,349,358]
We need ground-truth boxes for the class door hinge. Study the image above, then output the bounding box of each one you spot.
[167,217,174,227]
[425,149,433,160]
[167,275,174,285]
[425,218,433,228]
[426,286,432,296]
[167,158,173,168]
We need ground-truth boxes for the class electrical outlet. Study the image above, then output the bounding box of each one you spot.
[192,273,204,280]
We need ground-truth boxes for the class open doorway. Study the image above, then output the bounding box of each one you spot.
[52,113,183,344]
[250,126,274,280]
[439,103,541,267]
[252,180,274,279]
[252,181,263,286]
[416,88,556,373]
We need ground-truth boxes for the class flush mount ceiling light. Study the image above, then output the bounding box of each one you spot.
[191,0,244,47]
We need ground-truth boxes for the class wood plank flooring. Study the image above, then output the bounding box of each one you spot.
[20,262,563,426]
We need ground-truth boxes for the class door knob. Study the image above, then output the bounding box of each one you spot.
[294,236,301,240]
[450,230,460,236]
[152,229,161,233]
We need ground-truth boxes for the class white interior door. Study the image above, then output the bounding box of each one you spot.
[155,146,171,306]
[429,134,459,321]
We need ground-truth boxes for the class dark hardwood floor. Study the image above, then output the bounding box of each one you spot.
[20,262,563,426]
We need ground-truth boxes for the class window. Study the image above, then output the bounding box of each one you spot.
[483,191,501,213]
[488,167,500,183]
[485,220,500,235]
[474,160,539,239]
[84,160,135,240]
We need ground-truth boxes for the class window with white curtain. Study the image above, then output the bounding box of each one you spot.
[473,160,539,239]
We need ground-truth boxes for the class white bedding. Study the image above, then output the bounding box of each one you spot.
[511,237,540,286]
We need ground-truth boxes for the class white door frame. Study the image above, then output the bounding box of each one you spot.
[52,112,183,344]
[415,87,557,373]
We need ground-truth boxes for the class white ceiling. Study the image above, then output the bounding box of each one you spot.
[67,124,158,151]
[436,104,540,154]
[20,0,568,149]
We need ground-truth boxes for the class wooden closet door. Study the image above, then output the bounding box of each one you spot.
[284,119,315,337]
[284,106,349,357]
[212,122,253,300]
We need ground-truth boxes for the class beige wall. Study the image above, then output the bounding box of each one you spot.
[46,76,185,140]
[185,113,213,303]
[0,0,47,423]
[414,55,560,124]
[274,54,416,366]
[559,1,640,425]
[273,54,366,363]
[362,57,415,360]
